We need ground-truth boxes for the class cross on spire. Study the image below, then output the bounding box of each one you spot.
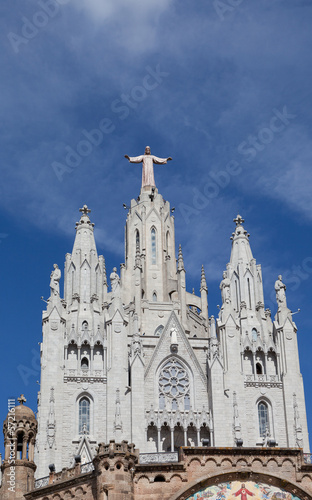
[18,394,26,405]
[79,205,91,216]
[233,214,245,226]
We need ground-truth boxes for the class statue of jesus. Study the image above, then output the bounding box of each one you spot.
[125,146,172,188]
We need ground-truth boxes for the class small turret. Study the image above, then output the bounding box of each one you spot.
[1,395,37,500]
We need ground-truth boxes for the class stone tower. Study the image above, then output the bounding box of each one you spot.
[211,215,309,449]
[1,395,37,500]
[34,148,309,480]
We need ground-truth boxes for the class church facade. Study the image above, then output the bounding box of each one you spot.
[1,149,312,500]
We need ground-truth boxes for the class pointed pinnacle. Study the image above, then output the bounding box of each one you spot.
[178,244,184,271]
[200,265,207,291]
[103,257,107,285]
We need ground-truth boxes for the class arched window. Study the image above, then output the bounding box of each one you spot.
[258,401,269,437]
[81,357,89,370]
[79,397,90,434]
[159,358,190,410]
[256,362,262,375]
[252,328,258,341]
[135,230,140,251]
[152,292,157,302]
[166,231,170,255]
[247,278,252,309]
[151,228,156,264]
[82,321,88,331]
[16,432,23,459]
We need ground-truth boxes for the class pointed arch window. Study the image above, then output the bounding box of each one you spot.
[152,292,157,302]
[258,401,269,437]
[79,397,90,434]
[151,228,156,264]
[135,229,140,251]
[252,328,258,342]
[247,278,252,309]
[81,357,89,370]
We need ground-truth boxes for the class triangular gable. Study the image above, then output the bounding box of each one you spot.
[146,207,161,223]
[80,258,91,269]
[144,311,207,387]
[77,435,93,464]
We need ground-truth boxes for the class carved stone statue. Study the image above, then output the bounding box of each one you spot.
[220,271,231,304]
[170,327,178,345]
[110,267,120,297]
[275,275,287,308]
[125,146,172,188]
[49,264,61,297]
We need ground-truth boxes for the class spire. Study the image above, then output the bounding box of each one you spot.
[178,244,185,271]
[230,214,253,266]
[71,204,98,257]
[200,265,207,291]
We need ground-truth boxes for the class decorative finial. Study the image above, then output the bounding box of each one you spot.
[233,214,244,226]
[18,394,26,405]
[79,205,91,216]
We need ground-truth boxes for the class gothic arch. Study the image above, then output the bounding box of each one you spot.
[74,391,95,436]
[150,226,157,265]
[255,396,275,440]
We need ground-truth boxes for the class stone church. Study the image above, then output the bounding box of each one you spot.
[1,148,312,500]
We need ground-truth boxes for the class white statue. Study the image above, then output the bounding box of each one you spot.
[110,267,120,297]
[49,264,61,297]
[220,271,231,304]
[170,327,178,345]
[125,146,172,188]
[275,275,287,308]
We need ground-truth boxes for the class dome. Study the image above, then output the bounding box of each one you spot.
[13,404,36,423]
[4,395,36,424]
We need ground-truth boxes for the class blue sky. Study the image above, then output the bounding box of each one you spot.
[1,0,312,454]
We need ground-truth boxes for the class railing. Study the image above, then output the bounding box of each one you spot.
[81,461,95,473]
[34,476,49,489]
[303,454,312,464]
[139,451,179,464]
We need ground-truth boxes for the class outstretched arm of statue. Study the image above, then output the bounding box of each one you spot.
[125,155,144,163]
[152,155,172,164]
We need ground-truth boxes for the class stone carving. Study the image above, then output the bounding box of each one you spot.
[110,267,120,298]
[49,264,61,297]
[125,146,172,188]
[131,332,143,357]
[47,387,56,449]
[275,275,287,308]
[114,388,123,441]
[220,271,231,304]
[293,393,303,448]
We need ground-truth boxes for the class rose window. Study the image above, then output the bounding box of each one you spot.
[159,359,190,409]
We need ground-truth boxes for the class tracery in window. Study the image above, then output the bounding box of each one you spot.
[159,358,190,410]
[258,401,269,437]
[79,397,90,434]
